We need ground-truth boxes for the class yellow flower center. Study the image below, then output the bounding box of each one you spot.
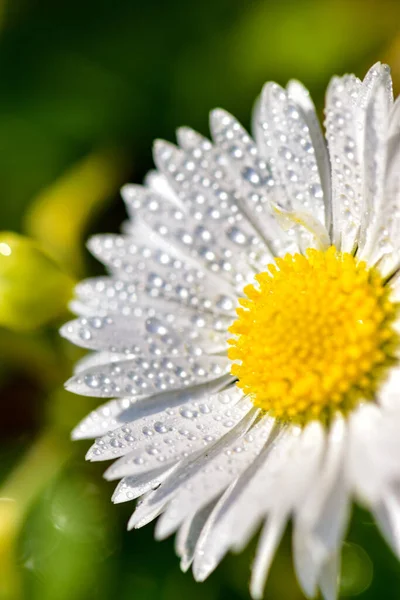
[228,247,398,423]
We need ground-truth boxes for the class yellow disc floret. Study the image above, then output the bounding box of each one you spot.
[228,247,398,423]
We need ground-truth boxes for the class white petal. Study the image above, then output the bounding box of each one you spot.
[250,420,326,599]
[154,414,274,538]
[209,108,290,257]
[377,367,400,410]
[72,397,137,440]
[325,73,364,251]
[127,492,166,530]
[72,276,233,339]
[258,82,326,226]
[151,406,260,515]
[176,126,209,151]
[65,354,230,398]
[293,529,323,598]
[152,139,272,282]
[61,312,227,355]
[121,183,260,290]
[192,425,296,581]
[102,391,252,480]
[144,169,180,205]
[270,421,327,514]
[71,375,232,439]
[87,231,238,315]
[296,416,347,529]
[325,64,393,254]
[359,69,392,262]
[373,484,400,558]
[294,416,349,584]
[287,79,332,230]
[348,403,400,505]
[361,63,393,108]
[72,351,127,374]
[112,464,177,503]
[377,96,400,269]
[250,514,286,599]
[269,200,330,251]
[87,387,248,464]
[129,407,258,530]
[175,499,219,572]
[318,552,340,600]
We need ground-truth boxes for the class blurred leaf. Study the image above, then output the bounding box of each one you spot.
[0,1,6,30]
[0,499,21,600]
[25,149,129,275]
[0,429,71,521]
[0,232,74,332]
[383,35,400,96]
[46,386,101,437]
[20,467,116,600]
[341,542,373,596]
[0,430,71,600]
[0,330,71,389]
[173,0,400,126]
[231,0,400,83]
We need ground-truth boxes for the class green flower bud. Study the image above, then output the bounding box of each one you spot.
[0,232,74,331]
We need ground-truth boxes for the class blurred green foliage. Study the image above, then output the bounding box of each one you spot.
[0,232,73,330]
[2,0,400,599]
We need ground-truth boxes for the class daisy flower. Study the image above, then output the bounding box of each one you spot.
[62,62,400,599]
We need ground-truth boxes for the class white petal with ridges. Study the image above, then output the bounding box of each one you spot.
[318,552,340,600]
[373,484,400,558]
[72,397,137,440]
[348,403,400,505]
[154,413,274,538]
[209,108,291,256]
[248,421,326,599]
[61,312,227,355]
[122,183,261,290]
[87,231,238,314]
[129,408,258,531]
[71,375,232,439]
[66,354,230,398]
[103,392,252,480]
[150,406,260,510]
[286,79,332,229]
[192,425,296,581]
[87,386,248,463]
[175,499,219,572]
[152,138,273,279]
[112,464,177,503]
[294,415,349,590]
[261,83,325,223]
[359,69,392,262]
[250,513,286,599]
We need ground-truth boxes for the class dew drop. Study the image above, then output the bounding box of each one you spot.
[79,328,92,341]
[110,438,123,448]
[242,167,262,187]
[216,295,234,311]
[146,317,168,336]
[84,374,101,388]
[154,422,168,434]
[180,408,197,419]
[227,226,248,245]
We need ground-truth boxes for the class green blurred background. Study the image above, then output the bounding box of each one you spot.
[1,0,400,598]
